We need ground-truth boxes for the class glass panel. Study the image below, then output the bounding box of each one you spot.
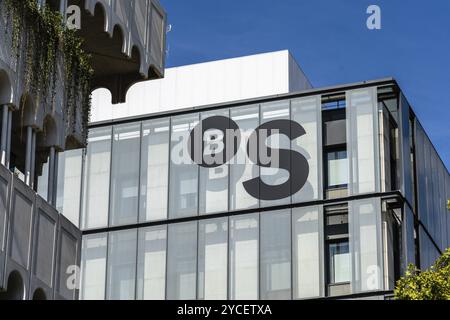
[400,94,413,203]
[291,96,322,202]
[327,150,348,188]
[229,214,259,300]
[260,210,291,300]
[260,100,291,207]
[346,88,379,195]
[106,230,137,300]
[229,105,259,210]
[199,109,230,214]
[328,242,350,283]
[403,205,416,268]
[82,127,111,229]
[137,226,167,300]
[169,114,199,218]
[167,222,198,300]
[293,206,322,299]
[198,218,228,300]
[109,123,141,226]
[140,119,170,222]
[349,198,383,292]
[56,149,83,227]
[80,233,107,300]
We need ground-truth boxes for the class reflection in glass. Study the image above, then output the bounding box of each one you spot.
[260,210,291,300]
[80,233,107,300]
[293,206,322,298]
[137,226,167,300]
[169,114,199,218]
[140,119,170,222]
[109,123,141,226]
[56,150,83,227]
[82,127,111,229]
[167,222,198,299]
[229,214,259,300]
[198,218,228,300]
[328,242,350,284]
[106,230,137,300]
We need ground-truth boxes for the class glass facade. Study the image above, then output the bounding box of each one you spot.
[60,83,449,300]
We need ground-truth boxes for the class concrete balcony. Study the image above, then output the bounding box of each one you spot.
[64,0,167,103]
[0,164,82,300]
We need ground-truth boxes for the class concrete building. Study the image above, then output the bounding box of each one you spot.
[0,0,166,300]
[54,51,449,300]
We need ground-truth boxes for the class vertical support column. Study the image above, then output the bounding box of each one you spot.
[6,107,12,168]
[1,104,9,166]
[60,0,68,21]
[52,151,59,206]
[48,146,56,206]
[30,130,36,189]
[25,126,33,186]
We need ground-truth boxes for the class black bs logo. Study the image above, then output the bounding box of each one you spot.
[188,116,309,201]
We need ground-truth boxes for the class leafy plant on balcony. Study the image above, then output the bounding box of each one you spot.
[2,0,93,143]
[394,248,450,300]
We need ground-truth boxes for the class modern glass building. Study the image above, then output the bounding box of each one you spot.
[55,52,449,300]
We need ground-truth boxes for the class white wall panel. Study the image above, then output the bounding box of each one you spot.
[91,51,311,122]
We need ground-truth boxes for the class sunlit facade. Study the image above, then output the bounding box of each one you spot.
[55,52,449,300]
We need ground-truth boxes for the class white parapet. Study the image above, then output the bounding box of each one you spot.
[91,50,312,122]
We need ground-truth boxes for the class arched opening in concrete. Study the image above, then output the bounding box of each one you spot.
[0,271,25,300]
[32,288,47,301]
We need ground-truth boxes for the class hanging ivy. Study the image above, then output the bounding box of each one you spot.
[2,0,93,144]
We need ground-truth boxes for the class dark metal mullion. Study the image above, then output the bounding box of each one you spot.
[83,190,404,236]
[134,122,144,300]
[104,126,114,300]
[164,117,172,300]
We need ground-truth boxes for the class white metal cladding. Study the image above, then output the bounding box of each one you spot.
[90,51,312,122]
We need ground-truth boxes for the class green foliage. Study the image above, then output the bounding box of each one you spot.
[394,248,450,300]
[3,0,93,143]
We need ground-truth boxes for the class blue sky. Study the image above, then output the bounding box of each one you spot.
[160,0,450,169]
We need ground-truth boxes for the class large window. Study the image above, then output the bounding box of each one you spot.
[229,214,259,300]
[140,119,170,222]
[326,149,348,189]
[169,114,199,219]
[198,218,228,300]
[260,210,291,300]
[137,226,167,300]
[109,123,141,227]
[167,222,198,299]
[106,230,137,300]
[325,205,350,296]
[229,105,260,211]
[328,242,350,284]
[82,127,111,229]
[80,233,107,300]
[199,109,230,215]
